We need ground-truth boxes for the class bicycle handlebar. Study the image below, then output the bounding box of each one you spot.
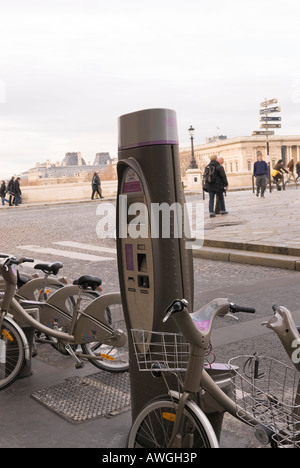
[229,303,256,314]
[163,299,188,322]
[1,256,35,265]
[163,299,255,323]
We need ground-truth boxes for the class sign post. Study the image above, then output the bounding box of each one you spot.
[252,98,282,193]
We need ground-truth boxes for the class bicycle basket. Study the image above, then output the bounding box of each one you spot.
[229,355,300,448]
[131,329,190,373]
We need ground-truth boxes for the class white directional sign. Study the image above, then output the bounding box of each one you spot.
[252,130,275,136]
[260,98,278,107]
[260,106,281,115]
[260,116,281,122]
[260,123,282,129]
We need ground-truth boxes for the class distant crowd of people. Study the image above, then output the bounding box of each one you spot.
[254,152,300,196]
[203,151,300,217]
[0,176,22,207]
[1,172,105,207]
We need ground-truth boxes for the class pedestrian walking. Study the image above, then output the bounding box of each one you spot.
[0,180,9,206]
[7,176,15,206]
[203,154,228,218]
[296,162,300,181]
[287,158,296,182]
[271,159,289,191]
[14,177,22,206]
[253,151,269,198]
[91,171,104,200]
[215,156,226,214]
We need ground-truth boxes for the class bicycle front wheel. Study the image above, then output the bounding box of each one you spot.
[127,396,218,448]
[0,318,26,390]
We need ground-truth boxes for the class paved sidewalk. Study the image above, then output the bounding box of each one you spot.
[189,187,300,269]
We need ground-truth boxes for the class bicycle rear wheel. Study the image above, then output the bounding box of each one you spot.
[0,318,26,390]
[127,396,218,448]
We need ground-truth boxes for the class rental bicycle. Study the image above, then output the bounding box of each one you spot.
[0,255,129,390]
[128,298,300,448]
[0,254,68,301]
[0,254,102,357]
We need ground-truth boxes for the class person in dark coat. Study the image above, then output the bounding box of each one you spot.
[287,158,296,182]
[253,151,269,198]
[7,176,15,206]
[14,177,22,206]
[91,171,104,200]
[203,155,228,218]
[0,180,9,206]
[296,162,300,181]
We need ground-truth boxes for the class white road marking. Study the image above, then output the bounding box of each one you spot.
[53,241,116,254]
[16,245,115,262]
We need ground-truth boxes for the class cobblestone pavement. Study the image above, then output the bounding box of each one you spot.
[187,186,300,249]
[1,201,300,448]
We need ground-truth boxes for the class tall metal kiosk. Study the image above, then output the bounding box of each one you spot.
[116,108,194,419]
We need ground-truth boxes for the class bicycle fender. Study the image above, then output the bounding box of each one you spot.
[168,390,219,448]
[3,316,31,364]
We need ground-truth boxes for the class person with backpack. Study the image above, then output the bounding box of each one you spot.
[203,154,228,218]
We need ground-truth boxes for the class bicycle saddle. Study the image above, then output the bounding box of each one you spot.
[34,262,63,275]
[73,275,102,290]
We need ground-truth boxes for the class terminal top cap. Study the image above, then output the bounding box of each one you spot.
[118,108,179,151]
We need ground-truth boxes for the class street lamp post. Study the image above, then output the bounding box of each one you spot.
[188,125,198,169]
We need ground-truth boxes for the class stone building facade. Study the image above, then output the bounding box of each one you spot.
[24,152,113,184]
[180,135,300,188]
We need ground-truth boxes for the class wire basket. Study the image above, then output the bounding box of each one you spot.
[229,355,300,448]
[131,329,190,373]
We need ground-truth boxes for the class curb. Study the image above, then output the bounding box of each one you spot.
[193,245,300,271]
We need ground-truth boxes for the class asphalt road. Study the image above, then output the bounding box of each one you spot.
[2,200,300,360]
[1,201,300,448]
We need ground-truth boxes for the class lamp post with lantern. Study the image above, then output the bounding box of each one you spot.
[188,125,198,169]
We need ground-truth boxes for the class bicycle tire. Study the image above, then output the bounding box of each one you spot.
[0,318,26,390]
[81,303,129,373]
[127,396,218,448]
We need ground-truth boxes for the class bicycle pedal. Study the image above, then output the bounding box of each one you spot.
[75,362,85,369]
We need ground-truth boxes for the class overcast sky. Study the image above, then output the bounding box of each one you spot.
[0,0,300,178]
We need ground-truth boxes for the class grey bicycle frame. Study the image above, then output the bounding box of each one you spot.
[167,298,300,445]
[0,260,125,349]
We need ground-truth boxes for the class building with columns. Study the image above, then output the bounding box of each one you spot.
[180,135,300,188]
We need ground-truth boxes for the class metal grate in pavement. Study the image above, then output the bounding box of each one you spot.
[31,371,130,424]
